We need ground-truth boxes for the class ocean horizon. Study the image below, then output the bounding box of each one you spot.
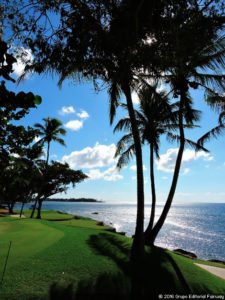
[21,201,225,261]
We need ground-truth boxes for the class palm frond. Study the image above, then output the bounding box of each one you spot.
[113,117,132,133]
[114,133,134,158]
[57,128,66,136]
[194,35,225,71]
[116,144,136,170]
[192,73,225,92]
[205,91,225,113]
[108,81,122,125]
[34,123,45,131]
[184,138,209,153]
[166,133,208,152]
[219,112,225,124]
[53,137,66,146]
[197,124,225,146]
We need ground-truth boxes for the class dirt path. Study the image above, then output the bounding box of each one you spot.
[195,263,225,280]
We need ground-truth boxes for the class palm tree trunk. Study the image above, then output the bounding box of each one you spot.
[20,202,25,218]
[144,144,156,243]
[36,199,43,219]
[46,142,50,169]
[147,90,186,245]
[30,198,38,218]
[8,202,14,214]
[122,83,145,261]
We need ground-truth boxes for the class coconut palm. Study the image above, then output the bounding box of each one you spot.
[114,84,204,244]
[28,1,163,259]
[9,0,225,260]
[143,11,225,245]
[34,118,66,168]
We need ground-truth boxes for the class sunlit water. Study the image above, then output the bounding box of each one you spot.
[23,202,225,261]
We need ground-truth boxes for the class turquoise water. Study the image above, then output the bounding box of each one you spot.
[24,202,225,260]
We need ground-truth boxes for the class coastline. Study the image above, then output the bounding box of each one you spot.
[13,202,225,262]
[57,209,225,266]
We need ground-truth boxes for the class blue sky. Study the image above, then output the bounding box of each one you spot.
[8,56,225,204]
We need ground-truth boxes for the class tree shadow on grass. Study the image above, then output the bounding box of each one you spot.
[49,232,191,299]
[87,233,192,297]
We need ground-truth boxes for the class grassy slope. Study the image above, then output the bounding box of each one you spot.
[0,211,224,299]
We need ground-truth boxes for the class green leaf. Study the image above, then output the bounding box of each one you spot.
[34,95,42,106]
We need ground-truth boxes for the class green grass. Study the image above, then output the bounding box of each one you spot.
[0,210,224,299]
[18,209,75,220]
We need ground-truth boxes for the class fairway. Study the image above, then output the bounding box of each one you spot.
[0,212,224,299]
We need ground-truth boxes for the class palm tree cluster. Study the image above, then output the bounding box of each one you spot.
[114,84,207,245]
[4,0,225,261]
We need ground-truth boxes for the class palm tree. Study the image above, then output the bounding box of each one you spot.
[114,84,203,244]
[34,2,160,260]
[11,0,225,260]
[34,118,66,168]
[144,11,225,245]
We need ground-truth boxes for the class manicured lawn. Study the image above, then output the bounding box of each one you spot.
[0,211,224,299]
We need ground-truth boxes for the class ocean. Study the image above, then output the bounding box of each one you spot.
[30,202,225,261]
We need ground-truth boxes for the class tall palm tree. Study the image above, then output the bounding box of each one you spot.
[114,84,203,244]
[32,118,66,219]
[34,118,66,168]
[11,0,224,260]
[143,11,225,245]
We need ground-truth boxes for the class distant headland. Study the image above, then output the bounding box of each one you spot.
[47,198,103,203]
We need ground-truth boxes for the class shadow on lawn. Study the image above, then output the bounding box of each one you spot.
[49,233,191,300]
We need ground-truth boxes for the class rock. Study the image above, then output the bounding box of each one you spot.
[96,221,104,226]
[117,232,126,236]
[173,248,197,259]
[92,212,99,215]
[106,227,116,233]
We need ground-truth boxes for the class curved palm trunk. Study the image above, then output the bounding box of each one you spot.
[144,144,156,243]
[147,90,186,245]
[30,197,39,218]
[122,83,145,261]
[20,202,25,218]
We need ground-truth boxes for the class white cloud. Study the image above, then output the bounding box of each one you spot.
[62,143,124,181]
[77,110,89,119]
[62,143,117,169]
[130,164,147,171]
[86,166,123,181]
[59,106,76,115]
[13,47,33,77]
[64,120,83,131]
[156,148,214,173]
